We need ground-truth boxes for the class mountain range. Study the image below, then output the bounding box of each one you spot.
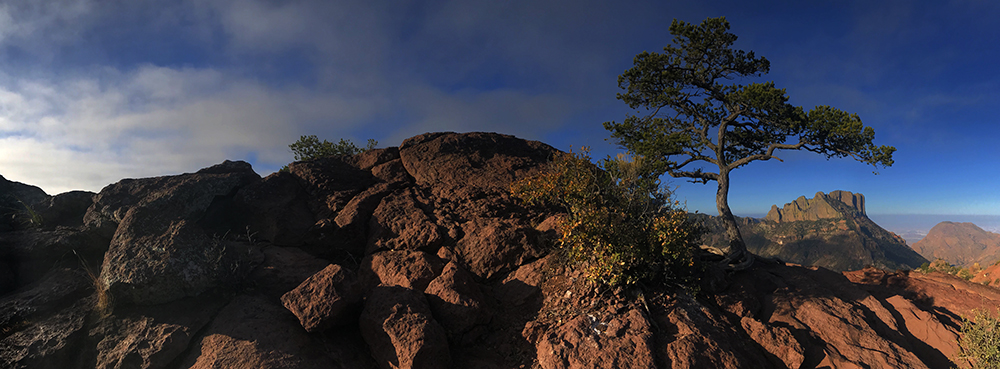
[700,190,928,272]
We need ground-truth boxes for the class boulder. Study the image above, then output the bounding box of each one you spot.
[100,212,262,305]
[367,188,443,253]
[91,295,228,369]
[0,174,49,232]
[424,262,490,341]
[496,255,551,307]
[455,218,542,280]
[348,147,401,171]
[180,294,344,369]
[248,246,331,299]
[332,183,397,254]
[87,161,263,305]
[359,285,451,369]
[281,264,363,332]
[0,268,93,335]
[287,156,376,219]
[371,159,412,185]
[398,132,557,200]
[233,171,315,246]
[83,160,260,238]
[0,228,108,290]
[0,298,90,369]
[359,250,443,292]
[36,191,95,229]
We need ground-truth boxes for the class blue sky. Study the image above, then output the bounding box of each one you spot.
[0,0,997,218]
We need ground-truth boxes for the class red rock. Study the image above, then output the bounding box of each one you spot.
[83,160,260,238]
[281,264,362,332]
[0,298,89,369]
[248,246,330,299]
[367,188,443,253]
[455,218,542,279]
[532,308,656,369]
[100,214,262,305]
[371,159,412,184]
[360,285,451,369]
[359,250,443,292]
[424,262,490,341]
[234,171,315,247]
[398,132,557,200]
[336,183,395,229]
[349,147,401,171]
[180,294,344,369]
[91,295,228,369]
[287,156,375,219]
[739,316,804,368]
[496,254,551,307]
[653,294,765,368]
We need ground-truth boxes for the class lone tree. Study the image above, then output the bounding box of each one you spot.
[604,17,895,270]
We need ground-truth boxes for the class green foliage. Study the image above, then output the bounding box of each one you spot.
[603,16,896,179]
[289,135,377,161]
[510,148,704,287]
[602,17,895,265]
[281,135,378,172]
[957,309,1000,369]
[917,259,974,280]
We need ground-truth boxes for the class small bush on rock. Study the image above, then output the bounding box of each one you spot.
[511,148,703,287]
[957,309,1000,369]
[280,135,378,172]
[290,135,377,161]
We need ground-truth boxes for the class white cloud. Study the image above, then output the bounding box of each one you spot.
[0,66,383,194]
[0,0,598,195]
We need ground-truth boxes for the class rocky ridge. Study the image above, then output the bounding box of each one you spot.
[764,190,865,222]
[703,191,926,272]
[0,132,993,368]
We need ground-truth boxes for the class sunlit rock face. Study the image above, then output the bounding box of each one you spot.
[764,190,865,223]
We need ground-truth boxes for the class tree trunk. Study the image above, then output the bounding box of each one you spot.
[715,169,754,270]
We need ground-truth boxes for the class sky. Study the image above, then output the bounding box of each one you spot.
[0,0,998,221]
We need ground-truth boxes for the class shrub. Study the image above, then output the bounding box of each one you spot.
[289,135,377,161]
[957,309,1000,369]
[511,148,703,287]
[281,135,378,172]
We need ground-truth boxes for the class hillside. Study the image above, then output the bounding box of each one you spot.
[911,221,1000,268]
[701,191,927,272]
[0,132,994,369]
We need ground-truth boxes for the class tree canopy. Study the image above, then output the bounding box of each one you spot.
[603,16,895,270]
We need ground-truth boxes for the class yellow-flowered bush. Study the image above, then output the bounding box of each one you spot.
[511,148,703,287]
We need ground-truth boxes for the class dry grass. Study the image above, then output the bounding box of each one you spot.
[74,250,113,318]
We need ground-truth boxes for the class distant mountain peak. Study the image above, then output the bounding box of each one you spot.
[698,190,926,272]
[912,221,1000,267]
[764,190,865,223]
